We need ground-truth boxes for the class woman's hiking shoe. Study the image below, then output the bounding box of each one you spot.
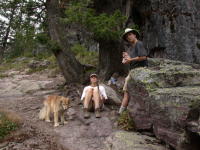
[95,108,101,118]
[83,108,90,119]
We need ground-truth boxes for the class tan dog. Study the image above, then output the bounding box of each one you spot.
[39,95,70,127]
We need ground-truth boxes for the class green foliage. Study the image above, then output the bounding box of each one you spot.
[0,56,58,75]
[36,32,50,45]
[0,58,28,73]
[117,110,135,131]
[8,27,37,58]
[64,0,127,41]
[190,99,200,110]
[0,112,19,140]
[4,31,54,60]
[71,44,98,66]
[129,24,140,34]
[0,0,46,59]
[71,44,87,55]
[47,40,62,53]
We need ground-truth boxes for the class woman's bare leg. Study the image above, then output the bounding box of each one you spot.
[93,88,100,109]
[93,88,101,118]
[83,88,93,108]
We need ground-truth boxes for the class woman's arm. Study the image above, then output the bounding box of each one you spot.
[100,86,108,100]
[81,87,88,101]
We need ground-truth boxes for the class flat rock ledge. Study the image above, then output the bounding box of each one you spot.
[105,131,167,150]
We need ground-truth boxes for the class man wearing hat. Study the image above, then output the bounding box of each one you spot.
[81,73,108,118]
[119,28,148,114]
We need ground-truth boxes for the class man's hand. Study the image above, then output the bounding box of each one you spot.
[122,56,147,64]
[122,52,131,64]
[122,57,132,64]
[122,52,128,57]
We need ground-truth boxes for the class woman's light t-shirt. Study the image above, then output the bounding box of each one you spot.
[81,85,108,101]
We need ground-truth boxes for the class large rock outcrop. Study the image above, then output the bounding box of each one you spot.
[127,58,200,149]
[122,0,200,63]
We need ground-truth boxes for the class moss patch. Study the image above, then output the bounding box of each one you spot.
[117,110,135,131]
[0,58,29,73]
[26,66,47,74]
[0,74,9,79]
[190,99,200,110]
[0,110,21,140]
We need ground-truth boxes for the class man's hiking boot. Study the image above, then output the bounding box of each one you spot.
[83,108,90,119]
[95,108,101,118]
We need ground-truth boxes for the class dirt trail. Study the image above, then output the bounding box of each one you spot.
[0,70,168,150]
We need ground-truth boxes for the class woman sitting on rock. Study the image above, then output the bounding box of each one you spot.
[81,73,108,119]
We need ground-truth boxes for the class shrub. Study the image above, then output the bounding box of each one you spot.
[0,110,21,140]
[63,0,127,41]
[71,44,98,66]
[117,110,135,131]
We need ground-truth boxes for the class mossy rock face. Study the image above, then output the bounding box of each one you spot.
[129,62,200,90]
[105,131,166,150]
[126,58,200,149]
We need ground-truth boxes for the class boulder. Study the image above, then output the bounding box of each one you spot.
[127,58,200,149]
[28,60,50,69]
[100,84,122,105]
[105,131,167,150]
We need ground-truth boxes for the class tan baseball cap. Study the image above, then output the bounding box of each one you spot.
[90,73,98,78]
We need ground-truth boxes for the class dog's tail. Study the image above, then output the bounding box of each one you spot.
[39,106,46,120]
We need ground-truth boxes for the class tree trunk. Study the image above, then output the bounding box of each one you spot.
[46,0,84,83]
[0,47,3,62]
[1,5,16,60]
[98,40,125,80]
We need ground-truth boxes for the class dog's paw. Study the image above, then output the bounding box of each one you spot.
[54,123,59,127]
[45,119,51,122]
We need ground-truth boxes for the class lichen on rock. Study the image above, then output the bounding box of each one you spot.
[126,58,200,149]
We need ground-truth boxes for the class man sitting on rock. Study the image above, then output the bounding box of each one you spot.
[119,28,148,114]
[81,73,108,118]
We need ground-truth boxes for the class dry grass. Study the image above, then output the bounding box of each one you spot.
[0,109,22,140]
[117,110,135,131]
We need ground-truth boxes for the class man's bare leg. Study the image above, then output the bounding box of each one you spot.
[119,91,129,114]
[119,74,130,114]
[122,91,129,107]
